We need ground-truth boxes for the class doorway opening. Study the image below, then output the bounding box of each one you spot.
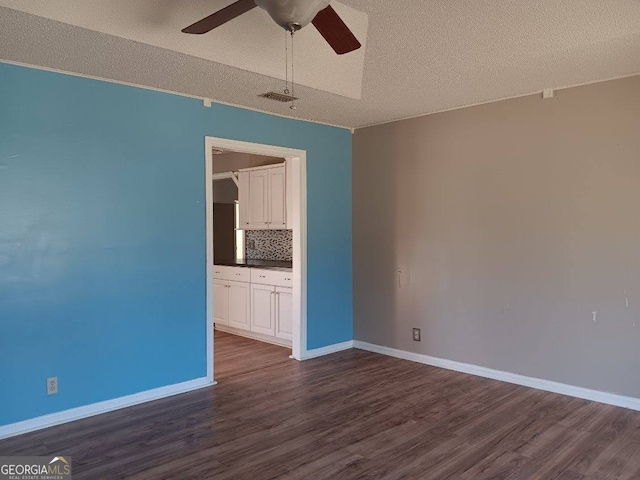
[204,137,307,383]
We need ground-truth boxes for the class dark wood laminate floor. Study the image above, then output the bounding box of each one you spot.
[2,331,640,479]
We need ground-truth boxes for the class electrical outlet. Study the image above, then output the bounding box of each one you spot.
[413,328,421,342]
[47,377,58,395]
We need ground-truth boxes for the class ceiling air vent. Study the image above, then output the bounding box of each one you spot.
[259,91,299,103]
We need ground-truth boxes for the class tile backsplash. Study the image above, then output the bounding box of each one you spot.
[245,230,292,261]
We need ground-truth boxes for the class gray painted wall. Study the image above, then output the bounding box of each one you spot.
[212,178,238,204]
[353,76,640,398]
[213,203,235,263]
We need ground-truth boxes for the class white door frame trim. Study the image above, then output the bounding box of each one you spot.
[205,137,307,382]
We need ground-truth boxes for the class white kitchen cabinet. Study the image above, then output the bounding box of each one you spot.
[250,268,293,288]
[238,164,287,230]
[249,283,292,340]
[268,165,286,229]
[213,280,229,326]
[251,284,276,336]
[227,280,251,331]
[214,267,250,330]
[238,171,250,229]
[248,169,269,229]
[275,287,293,341]
[214,265,293,346]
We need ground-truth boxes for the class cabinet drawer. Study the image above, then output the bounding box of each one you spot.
[250,268,293,288]
[213,265,251,283]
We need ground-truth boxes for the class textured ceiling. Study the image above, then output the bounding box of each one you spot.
[0,0,368,99]
[1,1,640,129]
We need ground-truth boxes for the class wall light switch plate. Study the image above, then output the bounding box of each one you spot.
[397,268,410,289]
[413,328,421,342]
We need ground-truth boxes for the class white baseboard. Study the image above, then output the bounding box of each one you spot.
[353,341,640,412]
[0,377,215,441]
[215,324,292,348]
[302,340,354,360]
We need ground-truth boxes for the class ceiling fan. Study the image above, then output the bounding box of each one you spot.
[182,0,361,55]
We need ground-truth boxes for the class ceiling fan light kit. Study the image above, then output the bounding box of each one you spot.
[254,0,330,30]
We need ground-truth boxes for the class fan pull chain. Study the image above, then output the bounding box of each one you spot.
[284,30,290,95]
[290,30,296,110]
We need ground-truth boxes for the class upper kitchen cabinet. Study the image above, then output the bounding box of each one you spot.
[238,163,287,230]
[267,165,286,229]
[248,168,269,229]
[238,170,250,229]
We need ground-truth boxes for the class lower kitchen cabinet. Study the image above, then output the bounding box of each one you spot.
[251,284,276,336]
[275,287,293,341]
[214,279,250,331]
[250,284,293,340]
[214,266,293,345]
[228,280,251,330]
[213,280,228,326]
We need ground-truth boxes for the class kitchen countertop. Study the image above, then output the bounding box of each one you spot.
[214,259,293,271]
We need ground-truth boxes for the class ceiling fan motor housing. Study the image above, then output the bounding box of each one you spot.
[254,0,331,30]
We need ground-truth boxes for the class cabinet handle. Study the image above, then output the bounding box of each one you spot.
[259,275,266,278]
[284,278,291,281]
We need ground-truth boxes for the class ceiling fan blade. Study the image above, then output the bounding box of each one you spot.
[312,5,361,55]
[182,0,257,34]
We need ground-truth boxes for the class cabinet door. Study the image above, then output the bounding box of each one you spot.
[268,165,286,229]
[248,170,269,229]
[276,287,293,340]
[228,280,251,331]
[238,171,250,229]
[251,284,275,336]
[213,280,228,326]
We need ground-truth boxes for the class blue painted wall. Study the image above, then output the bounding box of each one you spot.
[0,62,353,426]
